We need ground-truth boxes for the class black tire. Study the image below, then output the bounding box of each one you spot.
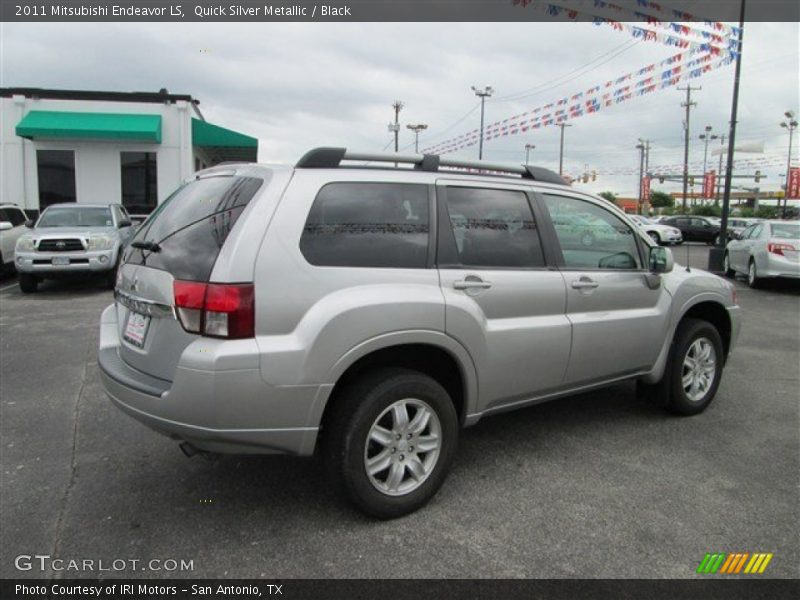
[722,252,735,278]
[323,367,459,519]
[747,259,761,289]
[19,273,38,293]
[648,231,661,245]
[663,318,724,416]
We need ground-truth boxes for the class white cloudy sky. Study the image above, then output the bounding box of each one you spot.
[1,20,797,196]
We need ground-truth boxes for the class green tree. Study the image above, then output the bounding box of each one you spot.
[649,190,674,208]
[691,204,722,217]
[598,191,617,203]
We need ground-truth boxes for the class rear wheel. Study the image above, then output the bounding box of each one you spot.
[19,273,38,294]
[722,252,735,278]
[323,367,458,519]
[747,260,761,289]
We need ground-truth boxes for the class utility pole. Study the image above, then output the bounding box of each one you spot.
[406,123,428,153]
[678,85,701,211]
[715,134,727,206]
[709,0,746,272]
[558,122,572,176]
[780,111,797,218]
[525,143,536,165]
[638,138,651,215]
[391,101,404,153]
[636,141,646,215]
[471,86,493,160]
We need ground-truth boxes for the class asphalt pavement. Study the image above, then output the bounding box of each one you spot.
[1,246,798,579]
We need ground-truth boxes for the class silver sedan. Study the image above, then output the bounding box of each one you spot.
[724,220,800,287]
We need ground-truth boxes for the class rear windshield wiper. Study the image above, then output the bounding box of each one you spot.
[130,240,161,253]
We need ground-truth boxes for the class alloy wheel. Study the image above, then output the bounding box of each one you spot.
[364,398,442,496]
[681,337,717,402]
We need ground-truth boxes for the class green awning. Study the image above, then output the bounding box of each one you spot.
[16,110,162,142]
[192,118,257,163]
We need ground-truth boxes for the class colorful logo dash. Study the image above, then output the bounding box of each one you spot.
[696,552,773,574]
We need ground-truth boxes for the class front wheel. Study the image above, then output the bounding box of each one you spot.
[723,252,735,278]
[666,319,724,416]
[19,273,38,294]
[648,231,661,245]
[324,368,458,519]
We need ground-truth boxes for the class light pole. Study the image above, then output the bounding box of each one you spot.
[699,126,718,206]
[636,141,646,215]
[390,101,404,154]
[406,123,428,153]
[471,85,493,160]
[558,122,572,176]
[715,134,727,205]
[780,111,797,218]
[525,143,536,165]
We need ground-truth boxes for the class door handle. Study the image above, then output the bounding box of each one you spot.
[453,279,492,290]
[571,277,599,290]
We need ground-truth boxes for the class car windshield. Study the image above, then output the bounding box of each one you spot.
[770,223,800,240]
[37,207,113,228]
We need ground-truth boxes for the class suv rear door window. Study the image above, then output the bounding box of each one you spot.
[300,182,429,268]
[441,187,544,268]
[124,175,264,281]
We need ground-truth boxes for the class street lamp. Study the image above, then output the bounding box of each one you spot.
[780,110,798,218]
[557,122,572,176]
[406,123,428,153]
[471,85,493,160]
[525,143,536,165]
[699,125,719,175]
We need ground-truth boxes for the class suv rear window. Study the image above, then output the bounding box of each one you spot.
[300,182,429,268]
[124,175,263,281]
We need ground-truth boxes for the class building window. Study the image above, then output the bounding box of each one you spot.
[121,152,158,214]
[37,150,76,209]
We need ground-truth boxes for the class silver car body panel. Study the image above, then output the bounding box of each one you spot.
[98,163,741,455]
[726,220,800,280]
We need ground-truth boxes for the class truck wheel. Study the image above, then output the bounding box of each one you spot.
[324,367,458,519]
[19,273,39,294]
[665,318,724,416]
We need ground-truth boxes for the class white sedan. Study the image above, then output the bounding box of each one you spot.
[724,220,800,287]
[628,215,683,245]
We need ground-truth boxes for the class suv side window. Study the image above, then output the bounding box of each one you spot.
[3,208,26,226]
[542,194,643,270]
[441,187,545,268]
[300,182,429,269]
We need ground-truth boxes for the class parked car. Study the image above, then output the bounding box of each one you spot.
[0,203,29,273]
[723,220,800,287]
[14,203,136,293]
[628,215,683,245]
[662,215,721,245]
[98,148,741,518]
[726,217,762,240]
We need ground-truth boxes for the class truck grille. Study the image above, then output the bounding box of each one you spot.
[37,239,84,252]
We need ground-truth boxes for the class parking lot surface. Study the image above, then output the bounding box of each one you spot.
[1,245,798,579]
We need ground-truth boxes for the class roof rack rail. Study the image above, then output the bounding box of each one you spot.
[295,147,567,185]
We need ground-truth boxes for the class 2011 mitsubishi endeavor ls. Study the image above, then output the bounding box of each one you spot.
[98,148,741,518]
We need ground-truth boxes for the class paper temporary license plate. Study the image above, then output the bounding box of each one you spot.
[52,256,70,266]
[123,312,150,348]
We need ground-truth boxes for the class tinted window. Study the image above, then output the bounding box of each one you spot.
[674,218,691,227]
[37,150,76,209]
[0,208,25,226]
[692,218,710,227]
[543,194,642,270]
[443,187,544,268]
[38,206,113,228]
[124,175,264,281]
[300,183,429,268]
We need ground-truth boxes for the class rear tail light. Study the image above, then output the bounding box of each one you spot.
[173,281,255,339]
[767,242,796,256]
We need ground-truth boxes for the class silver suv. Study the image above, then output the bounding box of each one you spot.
[15,203,136,293]
[98,148,741,518]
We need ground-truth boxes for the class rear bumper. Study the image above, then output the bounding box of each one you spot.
[98,304,328,456]
[759,254,800,279]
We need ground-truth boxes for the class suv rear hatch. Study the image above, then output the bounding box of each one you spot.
[115,172,265,381]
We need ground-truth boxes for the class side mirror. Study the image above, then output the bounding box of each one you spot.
[118,219,132,228]
[24,220,35,228]
[649,246,674,274]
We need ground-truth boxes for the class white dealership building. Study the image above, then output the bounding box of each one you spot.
[0,87,258,215]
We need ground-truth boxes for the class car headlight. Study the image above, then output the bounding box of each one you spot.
[15,235,35,252]
[86,234,115,251]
